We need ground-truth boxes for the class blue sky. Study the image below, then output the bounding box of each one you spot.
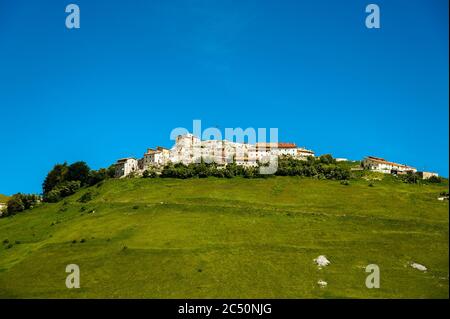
[0,0,448,195]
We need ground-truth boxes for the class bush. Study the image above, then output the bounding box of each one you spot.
[142,169,157,178]
[427,175,441,183]
[88,169,109,186]
[3,193,41,217]
[275,156,349,180]
[44,181,81,203]
[78,191,94,203]
[401,172,420,184]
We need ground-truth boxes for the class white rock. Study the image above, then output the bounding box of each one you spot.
[314,255,330,268]
[411,262,427,272]
[317,280,327,287]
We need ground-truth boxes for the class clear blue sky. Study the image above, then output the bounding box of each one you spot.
[0,0,448,195]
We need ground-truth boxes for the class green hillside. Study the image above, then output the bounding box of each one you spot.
[0,194,9,203]
[0,177,448,298]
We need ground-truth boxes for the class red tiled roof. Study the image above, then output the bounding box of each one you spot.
[365,156,415,169]
[255,142,297,149]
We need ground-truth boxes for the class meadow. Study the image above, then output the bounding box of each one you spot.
[0,176,448,298]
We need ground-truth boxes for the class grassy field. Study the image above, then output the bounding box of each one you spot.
[0,176,448,298]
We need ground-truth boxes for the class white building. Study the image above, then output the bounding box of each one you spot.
[143,146,171,168]
[234,156,258,167]
[170,134,202,164]
[254,142,314,159]
[419,171,439,180]
[115,158,139,177]
[362,156,417,174]
[296,147,315,158]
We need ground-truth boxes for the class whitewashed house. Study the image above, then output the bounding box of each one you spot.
[234,156,258,167]
[115,158,139,177]
[419,171,439,179]
[254,142,314,160]
[296,147,315,158]
[143,146,171,168]
[362,156,417,174]
[170,134,202,164]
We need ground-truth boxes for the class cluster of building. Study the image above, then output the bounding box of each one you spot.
[114,134,439,180]
[361,156,438,179]
[115,134,315,177]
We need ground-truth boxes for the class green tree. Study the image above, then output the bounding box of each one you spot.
[42,163,69,195]
[67,161,91,186]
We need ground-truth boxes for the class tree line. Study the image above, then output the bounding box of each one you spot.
[1,161,115,218]
[141,155,351,180]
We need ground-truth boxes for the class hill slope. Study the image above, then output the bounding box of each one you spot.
[0,177,448,298]
[0,194,9,203]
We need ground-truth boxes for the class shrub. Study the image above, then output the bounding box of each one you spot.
[3,193,41,217]
[78,191,94,203]
[88,168,110,186]
[427,175,441,183]
[44,181,81,203]
[142,169,157,178]
[401,172,420,184]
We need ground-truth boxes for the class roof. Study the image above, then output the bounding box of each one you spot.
[297,148,314,154]
[117,157,137,163]
[365,156,415,169]
[255,142,297,149]
[144,149,158,155]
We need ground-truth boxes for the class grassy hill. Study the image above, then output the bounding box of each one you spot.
[0,176,448,298]
[0,194,9,203]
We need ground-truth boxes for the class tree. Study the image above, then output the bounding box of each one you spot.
[427,175,441,183]
[319,154,335,164]
[44,181,81,203]
[67,161,90,186]
[6,195,25,215]
[42,163,69,195]
[3,193,41,217]
[88,168,108,186]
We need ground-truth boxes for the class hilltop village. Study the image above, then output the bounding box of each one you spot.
[114,134,438,179]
